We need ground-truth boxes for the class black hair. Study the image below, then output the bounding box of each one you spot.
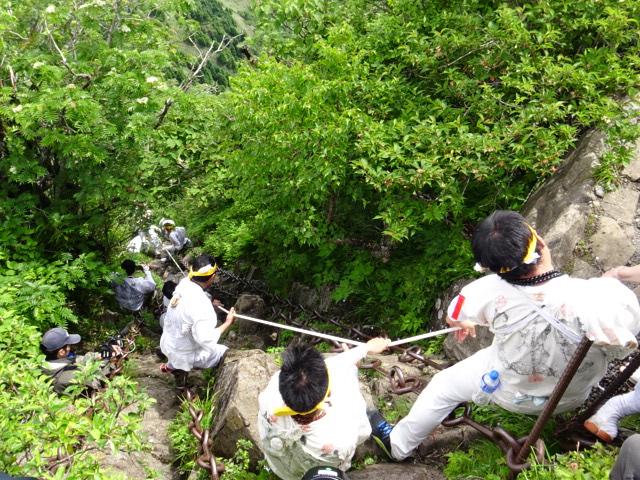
[40,343,62,361]
[190,254,217,284]
[279,343,329,414]
[472,210,541,282]
[162,280,177,299]
[121,259,136,276]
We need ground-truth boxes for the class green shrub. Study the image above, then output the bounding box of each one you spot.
[0,311,154,479]
[0,253,113,332]
[520,443,618,480]
[443,404,627,479]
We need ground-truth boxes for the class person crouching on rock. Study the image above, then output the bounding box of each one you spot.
[159,254,235,373]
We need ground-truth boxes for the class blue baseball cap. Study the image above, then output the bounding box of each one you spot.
[41,328,81,352]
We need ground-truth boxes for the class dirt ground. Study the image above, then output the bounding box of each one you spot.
[99,321,212,480]
[99,349,182,479]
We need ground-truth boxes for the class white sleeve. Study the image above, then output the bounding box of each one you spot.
[325,344,369,370]
[581,278,640,354]
[139,270,157,293]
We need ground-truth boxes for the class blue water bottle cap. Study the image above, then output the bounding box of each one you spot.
[489,370,499,380]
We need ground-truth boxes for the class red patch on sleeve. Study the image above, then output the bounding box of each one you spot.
[451,295,465,320]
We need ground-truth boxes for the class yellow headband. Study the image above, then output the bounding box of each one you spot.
[522,224,539,264]
[475,224,539,274]
[273,372,331,417]
[188,264,217,279]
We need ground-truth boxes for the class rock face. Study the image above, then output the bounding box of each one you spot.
[234,294,267,333]
[210,349,279,466]
[442,120,640,360]
[226,294,273,351]
[348,463,448,480]
[521,129,605,272]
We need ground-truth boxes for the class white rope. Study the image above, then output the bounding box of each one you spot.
[163,247,185,275]
[218,307,461,347]
[387,327,461,346]
[166,244,458,347]
[217,306,366,346]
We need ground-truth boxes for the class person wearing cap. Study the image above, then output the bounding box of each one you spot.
[159,218,190,254]
[369,210,640,461]
[112,259,156,314]
[257,337,390,480]
[40,328,121,395]
[159,254,236,372]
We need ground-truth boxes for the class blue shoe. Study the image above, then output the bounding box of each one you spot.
[367,408,395,460]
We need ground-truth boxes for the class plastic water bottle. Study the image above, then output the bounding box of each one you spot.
[473,370,500,406]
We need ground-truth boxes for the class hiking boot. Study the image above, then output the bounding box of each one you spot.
[367,408,395,460]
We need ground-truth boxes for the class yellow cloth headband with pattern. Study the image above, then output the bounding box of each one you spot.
[273,371,331,417]
[188,264,217,278]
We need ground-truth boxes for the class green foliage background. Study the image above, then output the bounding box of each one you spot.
[2,0,638,337]
[185,0,640,336]
[0,0,240,476]
[0,0,639,476]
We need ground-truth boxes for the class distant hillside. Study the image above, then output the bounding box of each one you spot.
[177,0,254,88]
[219,0,254,36]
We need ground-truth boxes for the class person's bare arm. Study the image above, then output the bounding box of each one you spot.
[216,307,236,334]
[446,316,476,343]
[365,337,391,354]
[604,265,640,283]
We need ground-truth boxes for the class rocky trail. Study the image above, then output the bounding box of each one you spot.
[96,310,213,480]
[101,345,184,479]
[96,308,454,480]
[98,326,448,480]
